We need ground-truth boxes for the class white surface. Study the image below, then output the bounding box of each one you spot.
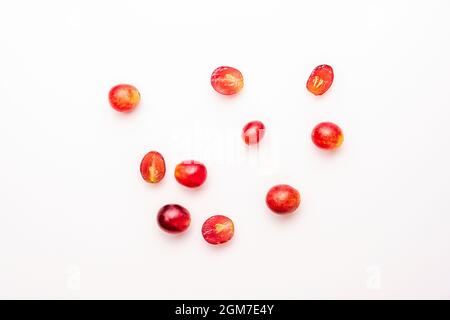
[1,0,450,299]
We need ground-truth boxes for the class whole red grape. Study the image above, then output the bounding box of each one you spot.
[109,84,140,112]
[242,121,265,145]
[266,184,301,214]
[157,204,191,234]
[311,122,344,150]
[174,160,207,188]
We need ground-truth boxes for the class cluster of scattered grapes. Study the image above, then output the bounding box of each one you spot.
[108,65,343,245]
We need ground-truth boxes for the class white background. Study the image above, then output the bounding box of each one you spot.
[1,0,449,299]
